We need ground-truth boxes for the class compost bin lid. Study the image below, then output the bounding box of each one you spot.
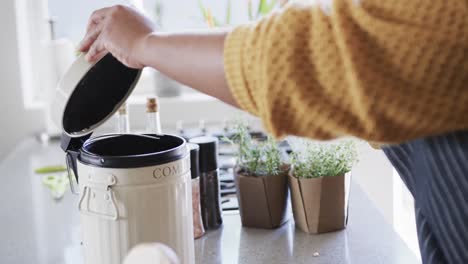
[54,53,142,139]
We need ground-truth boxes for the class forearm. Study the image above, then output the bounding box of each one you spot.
[139,30,238,107]
[79,6,239,107]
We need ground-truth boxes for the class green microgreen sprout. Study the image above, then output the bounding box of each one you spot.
[229,120,283,176]
[288,138,359,178]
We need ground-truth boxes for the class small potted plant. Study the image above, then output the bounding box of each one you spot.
[288,138,358,234]
[229,122,289,229]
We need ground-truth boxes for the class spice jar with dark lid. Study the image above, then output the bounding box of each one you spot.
[189,136,223,230]
[188,143,205,238]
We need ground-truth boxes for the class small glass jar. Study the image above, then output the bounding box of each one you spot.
[192,177,204,238]
[188,143,205,239]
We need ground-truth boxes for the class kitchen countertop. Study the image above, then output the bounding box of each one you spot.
[0,138,419,264]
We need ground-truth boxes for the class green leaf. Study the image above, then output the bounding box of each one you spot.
[231,120,283,176]
[198,0,208,20]
[35,165,67,174]
[212,16,222,27]
[266,0,278,13]
[42,174,69,200]
[250,0,278,19]
[259,0,277,16]
[154,1,164,26]
[225,0,232,25]
[248,0,254,20]
[220,135,234,145]
[257,0,267,17]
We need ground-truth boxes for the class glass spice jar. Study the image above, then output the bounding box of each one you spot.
[188,143,205,238]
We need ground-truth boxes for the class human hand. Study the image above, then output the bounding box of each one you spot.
[78,5,155,68]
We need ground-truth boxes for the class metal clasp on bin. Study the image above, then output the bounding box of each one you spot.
[78,174,119,221]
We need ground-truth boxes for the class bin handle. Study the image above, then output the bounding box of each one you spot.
[65,152,80,195]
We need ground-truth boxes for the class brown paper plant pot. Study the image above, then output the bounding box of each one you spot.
[234,165,290,229]
[288,171,351,234]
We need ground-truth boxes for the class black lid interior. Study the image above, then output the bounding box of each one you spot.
[63,54,141,136]
[79,134,187,168]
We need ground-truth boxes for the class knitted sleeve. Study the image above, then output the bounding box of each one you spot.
[223,0,468,143]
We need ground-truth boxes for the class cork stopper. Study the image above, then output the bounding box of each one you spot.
[146,97,159,113]
[118,103,127,115]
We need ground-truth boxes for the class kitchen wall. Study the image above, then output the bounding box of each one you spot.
[353,144,395,224]
[0,0,44,161]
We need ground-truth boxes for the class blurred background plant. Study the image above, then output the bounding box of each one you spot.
[288,138,359,178]
[154,0,164,27]
[198,0,232,27]
[228,120,283,176]
[35,165,69,200]
[247,0,279,20]
[198,0,282,27]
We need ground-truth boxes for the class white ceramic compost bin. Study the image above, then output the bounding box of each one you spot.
[53,54,195,264]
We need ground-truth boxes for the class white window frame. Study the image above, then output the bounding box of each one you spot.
[15,0,52,109]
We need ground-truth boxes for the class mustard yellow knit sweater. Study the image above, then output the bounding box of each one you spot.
[224,0,468,144]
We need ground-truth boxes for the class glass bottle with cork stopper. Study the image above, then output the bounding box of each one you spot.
[116,103,130,134]
[146,97,162,135]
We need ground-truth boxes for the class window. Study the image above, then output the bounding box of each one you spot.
[48,0,252,43]
[42,0,255,98]
[18,0,279,107]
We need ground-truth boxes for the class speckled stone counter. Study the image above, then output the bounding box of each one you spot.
[0,138,418,264]
[194,189,418,264]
